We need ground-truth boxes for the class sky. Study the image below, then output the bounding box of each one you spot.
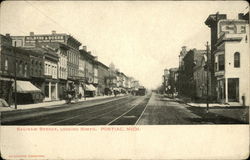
[0,1,248,89]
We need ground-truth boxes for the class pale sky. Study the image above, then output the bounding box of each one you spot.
[0,1,248,89]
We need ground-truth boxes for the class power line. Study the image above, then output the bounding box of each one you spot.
[24,0,71,35]
[24,0,85,45]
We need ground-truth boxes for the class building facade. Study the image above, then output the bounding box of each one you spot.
[43,48,59,101]
[214,14,249,106]
[11,31,81,100]
[193,49,212,99]
[0,34,43,105]
[205,13,227,100]
[97,61,109,96]
[79,49,96,97]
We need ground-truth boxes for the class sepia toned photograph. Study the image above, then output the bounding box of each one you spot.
[0,1,249,126]
[0,1,249,159]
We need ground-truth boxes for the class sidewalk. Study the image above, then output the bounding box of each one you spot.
[0,94,125,112]
[174,96,249,123]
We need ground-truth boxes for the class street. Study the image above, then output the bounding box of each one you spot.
[138,93,249,124]
[1,95,150,125]
[1,93,248,125]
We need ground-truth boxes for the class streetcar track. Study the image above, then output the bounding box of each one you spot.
[109,96,150,125]
[74,97,143,125]
[2,96,131,125]
[2,95,150,125]
[78,95,150,125]
[106,104,138,125]
[48,97,137,125]
[74,105,131,125]
[135,95,152,125]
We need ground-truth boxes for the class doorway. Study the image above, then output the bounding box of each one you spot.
[228,78,239,102]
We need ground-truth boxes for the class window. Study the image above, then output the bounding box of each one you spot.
[218,55,225,71]
[48,65,51,75]
[241,26,246,33]
[19,61,23,75]
[24,63,28,77]
[214,56,218,71]
[4,58,8,70]
[234,52,240,68]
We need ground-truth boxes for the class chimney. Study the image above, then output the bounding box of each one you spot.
[82,46,87,51]
[52,30,56,34]
[88,51,91,55]
[5,33,10,37]
[30,32,34,36]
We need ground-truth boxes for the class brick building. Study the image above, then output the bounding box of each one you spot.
[0,34,43,105]
[11,31,81,100]
[97,61,109,96]
[79,49,97,97]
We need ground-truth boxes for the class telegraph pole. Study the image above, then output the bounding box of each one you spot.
[206,41,209,113]
[14,42,17,109]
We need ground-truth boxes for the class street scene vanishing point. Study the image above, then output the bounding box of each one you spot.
[0,1,249,125]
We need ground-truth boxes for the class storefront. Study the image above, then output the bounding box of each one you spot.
[58,79,67,100]
[217,78,239,103]
[85,84,96,97]
[14,80,43,104]
[0,77,14,106]
[44,80,58,101]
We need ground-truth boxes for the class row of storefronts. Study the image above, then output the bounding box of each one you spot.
[0,31,140,106]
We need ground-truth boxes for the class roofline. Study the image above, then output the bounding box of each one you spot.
[97,61,109,69]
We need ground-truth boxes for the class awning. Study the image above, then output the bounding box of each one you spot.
[113,88,120,91]
[13,80,41,93]
[85,84,96,91]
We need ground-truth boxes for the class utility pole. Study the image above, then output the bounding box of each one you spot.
[14,42,17,109]
[206,41,209,113]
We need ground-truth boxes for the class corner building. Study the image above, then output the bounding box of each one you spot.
[214,13,249,106]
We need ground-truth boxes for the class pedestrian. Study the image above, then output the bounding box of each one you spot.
[67,93,72,104]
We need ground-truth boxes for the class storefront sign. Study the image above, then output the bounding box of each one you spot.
[25,35,65,43]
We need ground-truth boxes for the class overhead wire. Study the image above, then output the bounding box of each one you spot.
[24,0,86,46]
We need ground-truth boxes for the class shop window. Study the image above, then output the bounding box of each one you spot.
[218,55,224,71]
[234,52,240,68]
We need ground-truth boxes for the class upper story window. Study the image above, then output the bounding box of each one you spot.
[4,58,8,71]
[214,56,218,71]
[19,61,23,75]
[241,26,246,33]
[218,54,225,71]
[24,63,28,77]
[234,52,240,68]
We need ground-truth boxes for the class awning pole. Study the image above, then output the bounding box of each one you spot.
[14,42,17,109]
